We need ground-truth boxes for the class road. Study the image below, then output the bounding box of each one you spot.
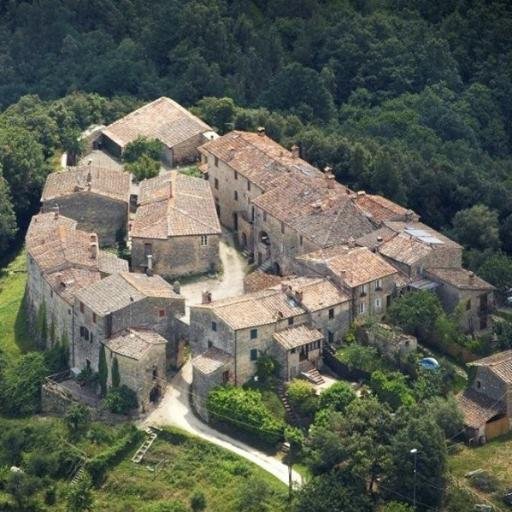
[142,361,303,487]
[179,230,248,322]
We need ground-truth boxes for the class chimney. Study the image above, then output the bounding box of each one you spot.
[146,254,153,276]
[312,201,322,212]
[295,290,303,303]
[257,126,265,136]
[89,242,98,259]
[277,311,284,319]
[357,190,366,197]
[377,236,383,243]
[405,209,415,222]
[202,290,212,304]
[90,233,98,244]
[53,205,60,219]
[172,280,181,294]
[291,144,300,159]
[468,271,475,284]
[324,168,335,189]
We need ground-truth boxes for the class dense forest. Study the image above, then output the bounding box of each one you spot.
[0,0,511,290]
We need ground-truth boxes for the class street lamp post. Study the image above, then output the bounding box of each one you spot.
[410,448,418,509]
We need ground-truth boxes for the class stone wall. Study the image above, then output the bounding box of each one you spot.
[42,193,128,247]
[132,234,220,279]
[172,133,207,165]
[474,367,511,414]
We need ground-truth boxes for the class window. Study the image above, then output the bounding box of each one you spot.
[375,298,382,310]
[234,190,238,201]
[212,321,217,332]
[93,313,97,324]
[328,308,334,319]
[250,349,258,361]
[327,331,334,344]
[476,380,481,389]
[68,309,71,315]
[222,370,229,384]
[90,333,93,344]
[234,170,238,180]
[360,284,368,297]
[247,180,251,191]
[375,279,383,290]
[291,348,296,354]
[466,299,471,311]
[250,328,258,339]
[144,243,152,256]
[214,178,219,190]
[159,309,165,318]
[80,302,84,313]
[263,211,267,222]
[288,317,294,326]
[299,235,303,246]
[208,340,213,348]
[214,156,219,167]
[80,326,89,341]
[281,222,285,234]
[200,235,208,246]
[358,302,366,315]
[50,289,53,298]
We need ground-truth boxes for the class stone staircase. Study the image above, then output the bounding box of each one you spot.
[276,382,302,428]
[70,464,86,486]
[132,427,159,464]
[301,368,325,385]
[257,259,273,273]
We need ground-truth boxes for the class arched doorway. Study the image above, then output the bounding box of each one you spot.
[273,262,281,276]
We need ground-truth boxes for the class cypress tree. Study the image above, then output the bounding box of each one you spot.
[98,345,107,397]
[111,357,120,389]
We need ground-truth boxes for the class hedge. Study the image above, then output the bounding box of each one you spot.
[85,426,143,485]
[206,386,284,445]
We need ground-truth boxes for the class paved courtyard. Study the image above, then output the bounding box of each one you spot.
[179,229,248,322]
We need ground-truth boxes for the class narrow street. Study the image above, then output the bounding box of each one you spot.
[142,361,303,487]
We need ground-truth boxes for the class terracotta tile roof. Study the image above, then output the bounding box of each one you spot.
[27,213,127,303]
[253,173,374,247]
[273,324,323,350]
[76,272,183,315]
[378,232,434,266]
[42,165,130,203]
[192,347,232,375]
[195,277,347,330]
[102,97,212,150]
[355,226,396,250]
[131,171,221,239]
[296,245,398,288]
[104,328,166,361]
[280,276,350,311]
[457,388,503,428]
[199,131,324,191]
[244,271,283,293]
[469,350,512,384]
[425,268,494,291]
[354,192,416,223]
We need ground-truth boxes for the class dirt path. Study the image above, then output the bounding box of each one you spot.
[142,361,302,487]
[179,230,248,322]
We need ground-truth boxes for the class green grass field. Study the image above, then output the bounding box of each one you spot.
[0,250,35,361]
[92,428,288,512]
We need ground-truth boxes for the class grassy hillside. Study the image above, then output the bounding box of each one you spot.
[0,250,34,361]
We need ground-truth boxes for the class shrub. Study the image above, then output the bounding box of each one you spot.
[369,371,415,410]
[190,490,207,512]
[142,501,188,512]
[318,381,356,413]
[98,344,107,397]
[336,344,382,373]
[65,403,90,438]
[255,354,280,383]
[123,136,163,163]
[104,385,138,414]
[125,154,160,183]
[206,386,284,445]
[287,379,318,417]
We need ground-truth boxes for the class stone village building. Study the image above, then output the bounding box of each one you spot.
[25,212,128,350]
[130,171,222,279]
[190,276,350,417]
[457,350,512,443]
[41,165,131,247]
[99,97,217,166]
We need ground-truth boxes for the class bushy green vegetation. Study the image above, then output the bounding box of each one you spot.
[286,379,318,417]
[123,136,163,183]
[207,385,284,445]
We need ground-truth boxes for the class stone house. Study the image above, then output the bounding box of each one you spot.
[190,277,350,384]
[100,97,217,166]
[41,165,131,247]
[25,212,128,351]
[73,271,185,377]
[250,171,376,274]
[357,322,417,360]
[103,328,167,411]
[457,350,512,443]
[131,171,221,279]
[371,221,463,279]
[198,129,325,250]
[424,268,495,334]
[294,244,400,320]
